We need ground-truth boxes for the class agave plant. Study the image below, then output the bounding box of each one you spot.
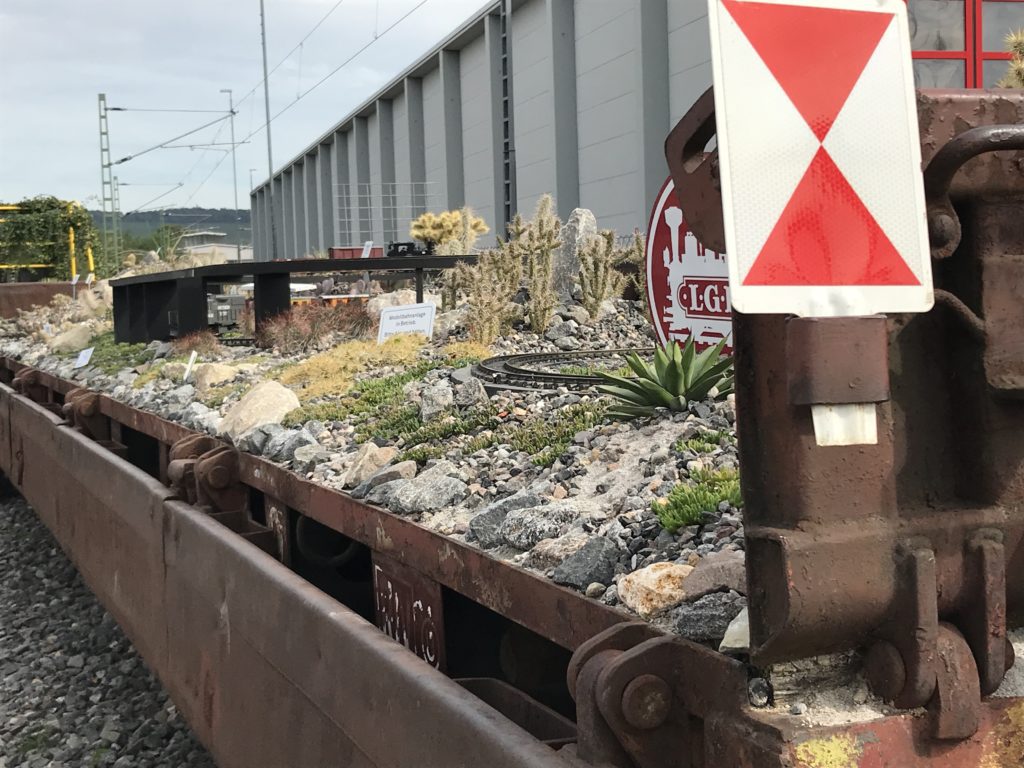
[596,338,734,419]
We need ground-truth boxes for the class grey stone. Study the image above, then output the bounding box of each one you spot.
[682,550,746,601]
[49,325,93,353]
[152,341,173,359]
[454,377,489,409]
[554,335,581,351]
[166,384,196,404]
[670,591,747,643]
[554,208,598,298]
[544,319,577,341]
[585,582,607,598]
[292,444,332,472]
[418,380,454,422]
[351,460,418,499]
[265,428,317,463]
[365,479,404,507]
[236,422,285,454]
[388,461,468,514]
[551,536,620,590]
[467,491,544,548]
[499,503,577,550]
[719,607,750,655]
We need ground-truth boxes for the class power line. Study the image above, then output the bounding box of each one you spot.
[239,0,431,146]
[232,0,351,114]
[109,107,228,114]
[113,113,231,164]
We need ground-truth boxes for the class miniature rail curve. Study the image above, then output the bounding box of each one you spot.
[473,348,654,392]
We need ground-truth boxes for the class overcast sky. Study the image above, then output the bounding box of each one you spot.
[0,0,488,212]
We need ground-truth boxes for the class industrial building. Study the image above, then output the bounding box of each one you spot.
[249,0,1024,261]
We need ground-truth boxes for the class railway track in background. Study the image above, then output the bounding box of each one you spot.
[472,348,654,393]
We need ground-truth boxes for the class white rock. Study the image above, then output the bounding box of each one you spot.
[343,443,398,488]
[49,325,92,353]
[219,381,299,439]
[554,208,597,298]
[618,562,694,618]
[419,380,454,422]
[193,362,237,392]
[719,608,750,655]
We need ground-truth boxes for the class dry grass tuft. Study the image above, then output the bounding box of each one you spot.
[257,302,375,354]
[172,330,220,356]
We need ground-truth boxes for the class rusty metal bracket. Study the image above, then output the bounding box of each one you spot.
[568,622,750,768]
[664,87,726,254]
[167,434,220,505]
[62,388,110,441]
[924,124,1024,261]
[785,316,890,406]
[12,368,62,416]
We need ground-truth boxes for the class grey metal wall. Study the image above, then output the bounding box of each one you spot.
[251,0,711,260]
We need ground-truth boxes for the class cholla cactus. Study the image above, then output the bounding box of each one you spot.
[523,194,561,333]
[411,208,488,251]
[997,29,1024,88]
[436,206,489,255]
[455,245,523,344]
[436,206,490,309]
[615,229,647,299]
[579,230,629,319]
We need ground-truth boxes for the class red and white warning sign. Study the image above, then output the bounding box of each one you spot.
[645,177,732,353]
[708,0,933,317]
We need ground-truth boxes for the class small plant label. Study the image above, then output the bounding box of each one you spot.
[360,240,373,259]
[70,274,80,285]
[377,303,436,344]
[86,273,95,286]
[42,323,53,335]
[183,351,198,382]
[73,347,94,369]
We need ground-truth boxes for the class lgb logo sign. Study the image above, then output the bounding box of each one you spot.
[645,178,732,353]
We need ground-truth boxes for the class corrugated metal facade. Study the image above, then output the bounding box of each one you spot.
[251,0,711,261]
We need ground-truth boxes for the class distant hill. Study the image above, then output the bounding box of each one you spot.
[89,208,251,246]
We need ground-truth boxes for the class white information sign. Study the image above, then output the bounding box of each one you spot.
[707,0,933,318]
[70,274,80,285]
[183,350,198,382]
[360,241,374,259]
[377,303,436,344]
[74,346,94,369]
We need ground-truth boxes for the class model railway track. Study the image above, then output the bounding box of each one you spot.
[473,348,654,392]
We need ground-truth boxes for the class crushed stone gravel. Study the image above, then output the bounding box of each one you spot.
[0,494,215,768]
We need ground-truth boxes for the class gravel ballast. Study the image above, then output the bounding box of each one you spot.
[0,495,214,768]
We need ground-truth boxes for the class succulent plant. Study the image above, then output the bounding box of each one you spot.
[596,338,733,419]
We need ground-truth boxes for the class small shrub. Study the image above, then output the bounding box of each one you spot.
[597,338,733,419]
[655,468,742,533]
[579,230,628,318]
[171,329,220,357]
[615,229,647,300]
[258,302,374,353]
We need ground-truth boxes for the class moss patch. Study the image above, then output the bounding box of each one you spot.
[83,331,150,374]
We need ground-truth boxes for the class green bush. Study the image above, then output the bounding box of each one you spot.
[597,338,733,420]
[674,429,735,455]
[655,468,742,533]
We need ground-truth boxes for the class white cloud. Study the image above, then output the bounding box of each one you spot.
[0,0,488,210]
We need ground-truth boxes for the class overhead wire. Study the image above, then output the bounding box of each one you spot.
[239,0,432,146]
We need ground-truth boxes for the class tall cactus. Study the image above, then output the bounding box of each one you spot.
[524,194,561,334]
[455,245,523,345]
[579,230,629,319]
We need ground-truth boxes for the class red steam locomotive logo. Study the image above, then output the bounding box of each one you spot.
[645,178,733,352]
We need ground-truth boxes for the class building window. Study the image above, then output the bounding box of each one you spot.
[908,0,1024,86]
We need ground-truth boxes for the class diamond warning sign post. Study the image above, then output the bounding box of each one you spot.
[708,0,934,318]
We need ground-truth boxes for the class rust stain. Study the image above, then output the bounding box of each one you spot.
[980,702,1024,768]
[792,734,863,768]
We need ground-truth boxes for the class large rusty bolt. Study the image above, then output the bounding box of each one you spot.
[205,464,232,489]
[620,674,672,730]
[864,641,907,702]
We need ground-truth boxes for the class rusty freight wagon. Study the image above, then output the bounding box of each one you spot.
[0,85,1021,767]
